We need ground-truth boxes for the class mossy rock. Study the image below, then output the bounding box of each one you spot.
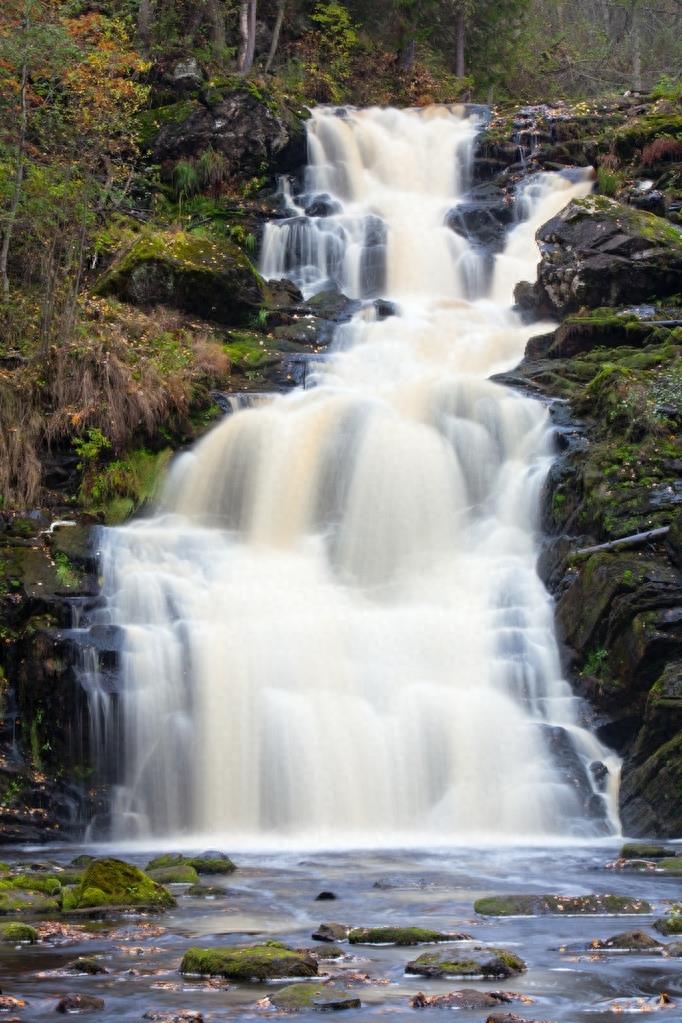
[180,941,318,981]
[474,894,652,916]
[0,921,38,943]
[62,858,176,913]
[312,944,344,960]
[348,926,467,946]
[96,229,267,325]
[270,982,361,1011]
[2,874,62,896]
[70,855,95,868]
[186,883,225,897]
[405,947,526,979]
[135,100,202,145]
[148,864,199,884]
[0,883,61,915]
[590,930,664,951]
[190,852,236,875]
[621,843,678,859]
[656,858,682,875]
[654,914,682,935]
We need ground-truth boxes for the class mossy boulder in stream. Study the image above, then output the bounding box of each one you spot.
[180,941,318,980]
[0,876,61,915]
[654,913,682,936]
[96,230,267,324]
[0,922,38,942]
[270,982,361,1011]
[621,843,678,859]
[147,864,199,884]
[61,858,176,912]
[348,926,470,945]
[405,947,526,979]
[474,894,652,915]
[146,851,235,876]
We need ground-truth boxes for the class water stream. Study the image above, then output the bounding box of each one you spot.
[83,105,620,843]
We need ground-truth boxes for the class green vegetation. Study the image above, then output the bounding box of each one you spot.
[348,926,460,945]
[0,921,38,942]
[474,894,652,915]
[61,858,176,912]
[180,942,318,980]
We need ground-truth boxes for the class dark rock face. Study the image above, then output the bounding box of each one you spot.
[445,184,514,252]
[520,196,682,316]
[149,87,307,179]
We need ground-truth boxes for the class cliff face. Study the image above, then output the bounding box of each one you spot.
[2,89,682,841]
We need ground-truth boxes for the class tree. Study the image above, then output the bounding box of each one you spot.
[265,0,286,72]
[238,0,257,72]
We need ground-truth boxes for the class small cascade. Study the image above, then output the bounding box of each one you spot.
[79,105,620,844]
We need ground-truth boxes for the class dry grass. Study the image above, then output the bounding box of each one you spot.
[0,297,231,509]
[641,136,682,166]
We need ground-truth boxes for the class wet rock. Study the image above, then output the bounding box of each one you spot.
[191,851,236,875]
[148,865,199,885]
[0,922,37,943]
[66,957,109,975]
[520,196,682,316]
[304,288,358,323]
[315,891,337,901]
[56,993,105,1013]
[0,995,26,1011]
[312,923,350,942]
[267,278,304,309]
[374,299,398,319]
[304,194,342,218]
[664,942,682,956]
[348,927,471,946]
[411,990,520,1009]
[96,231,266,325]
[310,944,344,959]
[180,941,318,981]
[474,894,652,915]
[186,883,225,897]
[405,947,526,979]
[621,842,678,859]
[654,913,682,936]
[143,1013,203,1023]
[61,858,176,913]
[270,982,361,1011]
[569,930,664,951]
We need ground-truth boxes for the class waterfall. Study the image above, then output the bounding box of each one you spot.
[85,105,620,844]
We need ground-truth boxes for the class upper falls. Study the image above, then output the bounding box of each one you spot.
[85,105,620,844]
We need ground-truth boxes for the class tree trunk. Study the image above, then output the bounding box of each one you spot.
[137,0,153,53]
[238,0,257,73]
[265,0,285,73]
[631,1,642,92]
[0,52,28,303]
[455,10,466,78]
[207,0,226,58]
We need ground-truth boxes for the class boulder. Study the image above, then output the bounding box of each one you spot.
[621,842,678,859]
[0,921,37,942]
[190,851,236,875]
[584,930,663,951]
[405,947,526,979]
[518,196,682,316]
[66,956,109,974]
[148,85,306,178]
[410,991,520,1009]
[148,865,199,884]
[61,858,175,912]
[270,983,361,1011]
[56,994,105,1013]
[474,894,652,915]
[180,942,318,981]
[654,913,682,936]
[312,923,350,942]
[96,231,266,324]
[348,927,471,946]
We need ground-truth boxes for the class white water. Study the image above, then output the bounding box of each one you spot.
[88,105,620,843]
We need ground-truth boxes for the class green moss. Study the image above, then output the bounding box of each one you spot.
[82,448,173,524]
[621,843,677,859]
[190,855,236,875]
[270,982,361,1011]
[64,858,176,912]
[657,858,682,874]
[1,874,62,896]
[135,100,200,145]
[148,864,199,884]
[474,894,652,915]
[180,942,318,981]
[0,922,38,942]
[0,884,61,915]
[405,947,526,979]
[348,927,457,945]
[654,914,682,935]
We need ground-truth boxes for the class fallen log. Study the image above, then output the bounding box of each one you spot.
[573,526,670,559]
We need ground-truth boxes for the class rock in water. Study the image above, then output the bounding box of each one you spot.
[180,942,318,981]
[405,947,526,979]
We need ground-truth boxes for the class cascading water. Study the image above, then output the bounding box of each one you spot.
[84,105,620,844]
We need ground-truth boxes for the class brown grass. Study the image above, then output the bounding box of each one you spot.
[641,136,682,166]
